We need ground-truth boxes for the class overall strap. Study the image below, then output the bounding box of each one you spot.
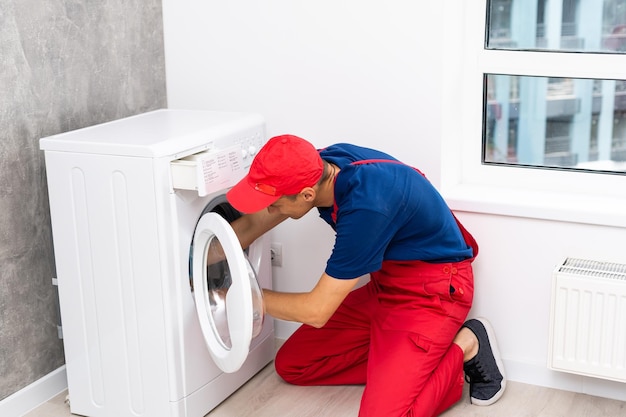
[331,158,478,260]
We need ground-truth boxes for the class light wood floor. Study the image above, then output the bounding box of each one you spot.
[25,362,626,417]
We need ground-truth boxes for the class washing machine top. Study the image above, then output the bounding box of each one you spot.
[39,109,264,158]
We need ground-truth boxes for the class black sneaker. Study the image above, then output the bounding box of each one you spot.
[462,318,506,406]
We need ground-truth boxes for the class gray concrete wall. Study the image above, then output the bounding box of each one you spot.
[0,0,166,400]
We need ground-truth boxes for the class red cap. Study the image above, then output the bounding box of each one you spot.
[227,135,324,213]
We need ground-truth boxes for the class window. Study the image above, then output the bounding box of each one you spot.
[441,0,626,227]
[484,0,626,174]
[484,75,626,173]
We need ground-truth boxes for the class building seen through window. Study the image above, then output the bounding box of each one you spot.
[487,0,626,52]
[484,0,626,173]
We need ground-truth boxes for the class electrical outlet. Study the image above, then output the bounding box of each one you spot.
[270,242,283,267]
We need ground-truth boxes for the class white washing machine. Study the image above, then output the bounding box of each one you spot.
[40,109,275,417]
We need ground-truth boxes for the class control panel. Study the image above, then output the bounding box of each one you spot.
[170,129,265,197]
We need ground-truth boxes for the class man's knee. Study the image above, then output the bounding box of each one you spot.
[274,342,303,385]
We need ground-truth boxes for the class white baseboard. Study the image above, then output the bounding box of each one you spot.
[0,366,67,417]
[504,358,626,402]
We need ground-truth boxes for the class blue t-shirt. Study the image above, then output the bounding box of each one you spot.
[318,144,473,279]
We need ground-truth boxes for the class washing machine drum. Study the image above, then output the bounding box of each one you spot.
[190,209,264,373]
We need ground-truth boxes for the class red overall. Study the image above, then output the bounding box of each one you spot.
[274,160,478,417]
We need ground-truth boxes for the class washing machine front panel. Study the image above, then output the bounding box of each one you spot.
[191,212,264,373]
[168,186,273,416]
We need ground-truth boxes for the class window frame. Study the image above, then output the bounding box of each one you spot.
[440,0,626,228]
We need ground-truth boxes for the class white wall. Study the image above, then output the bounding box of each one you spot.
[162,0,442,179]
[162,0,626,401]
[162,0,444,335]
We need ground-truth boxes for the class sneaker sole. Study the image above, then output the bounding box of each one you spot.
[470,317,507,406]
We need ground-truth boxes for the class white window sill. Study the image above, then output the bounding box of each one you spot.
[443,183,626,229]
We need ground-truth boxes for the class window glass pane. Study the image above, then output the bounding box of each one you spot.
[487,0,626,53]
[483,74,626,173]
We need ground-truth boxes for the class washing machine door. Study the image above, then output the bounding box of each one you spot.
[191,212,265,373]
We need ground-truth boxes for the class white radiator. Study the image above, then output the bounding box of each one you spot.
[548,257,626,383]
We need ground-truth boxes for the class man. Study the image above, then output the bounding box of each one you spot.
[227,134,506,417]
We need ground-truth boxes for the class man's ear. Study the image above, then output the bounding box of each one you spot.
[300,187,316,202]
